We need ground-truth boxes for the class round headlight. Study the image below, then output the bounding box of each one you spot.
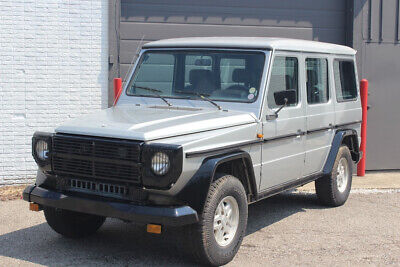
[151,152,170,175]
[35,140,49,160]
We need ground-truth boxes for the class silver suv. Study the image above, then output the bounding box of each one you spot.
[24,37,362,266]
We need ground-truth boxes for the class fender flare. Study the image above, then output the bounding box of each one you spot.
[176,151,257,213]
[323,129,360,175]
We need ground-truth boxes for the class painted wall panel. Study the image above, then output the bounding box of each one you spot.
[356,0,400,169]
[362,43,400,169]
[116,0,347,78]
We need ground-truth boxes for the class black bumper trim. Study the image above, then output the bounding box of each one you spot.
[23,185,198,226]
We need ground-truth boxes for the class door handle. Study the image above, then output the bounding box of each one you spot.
[296,129,303,138]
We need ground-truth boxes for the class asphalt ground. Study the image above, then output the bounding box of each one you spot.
[0,190,399,266]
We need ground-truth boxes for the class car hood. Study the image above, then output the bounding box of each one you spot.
[55,105,257,141]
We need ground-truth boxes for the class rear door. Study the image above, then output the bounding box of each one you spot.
[332,58,362,135]
[303,55,335,175]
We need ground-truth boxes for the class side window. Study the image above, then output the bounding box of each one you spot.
[267,56,298,109]
[306,58,329,104]
[333,60,358,102]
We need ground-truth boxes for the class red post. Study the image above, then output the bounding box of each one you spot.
[357,79,368,176]
[113,78,122,105]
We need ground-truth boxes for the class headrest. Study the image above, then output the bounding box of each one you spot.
[307,69,318,85]
[285,75,294,90]
[189,69,213,85]
[232,69,249,83]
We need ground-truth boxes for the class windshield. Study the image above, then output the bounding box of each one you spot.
[126,50,266,103]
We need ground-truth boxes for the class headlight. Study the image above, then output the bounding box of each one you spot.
[151,152,170,175]
[141,144,183,189]
[35,140,49,160]
[32,132,53,171]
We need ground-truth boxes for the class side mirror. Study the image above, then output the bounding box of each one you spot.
[274,89,297,106]
[266,89,297,120]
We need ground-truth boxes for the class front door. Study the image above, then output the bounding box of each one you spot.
[260,53,306,191]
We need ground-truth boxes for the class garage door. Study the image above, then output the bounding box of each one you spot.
[109,0,348,82]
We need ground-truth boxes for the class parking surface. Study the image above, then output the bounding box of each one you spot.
[0,191,399,266]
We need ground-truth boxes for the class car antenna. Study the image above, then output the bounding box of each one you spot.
[122,35,145,85]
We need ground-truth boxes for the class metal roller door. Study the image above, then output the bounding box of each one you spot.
[109,0,349,88]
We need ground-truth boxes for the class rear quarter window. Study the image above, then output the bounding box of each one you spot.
[333,60,358,102]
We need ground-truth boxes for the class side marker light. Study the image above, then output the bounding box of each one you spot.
[29,203,41,212]
[147,224,162,234]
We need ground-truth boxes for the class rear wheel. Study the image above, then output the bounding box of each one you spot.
[44,207,105,238]
[315,145,353,206]
[186,174,248,266]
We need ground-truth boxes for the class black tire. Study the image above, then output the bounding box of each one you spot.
[44,207,106,238]
[315,145,353,207]
[186,174,248,266]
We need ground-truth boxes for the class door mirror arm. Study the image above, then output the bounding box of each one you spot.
[266,98,288,120]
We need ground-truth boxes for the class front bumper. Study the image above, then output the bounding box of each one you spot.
[23,185,198,226]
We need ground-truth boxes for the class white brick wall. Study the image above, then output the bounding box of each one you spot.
[0,0,108,185]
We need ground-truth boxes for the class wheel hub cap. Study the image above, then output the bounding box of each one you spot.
[336,158,349,193]
[213,196,239,247]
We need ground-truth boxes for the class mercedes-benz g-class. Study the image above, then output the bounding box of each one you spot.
[24,37,362,266]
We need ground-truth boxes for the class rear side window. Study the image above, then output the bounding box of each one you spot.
[306,58,329,104]
[333,60,358,102]
[267,56,299,108]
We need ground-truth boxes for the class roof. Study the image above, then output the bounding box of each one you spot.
[143,37,356,55]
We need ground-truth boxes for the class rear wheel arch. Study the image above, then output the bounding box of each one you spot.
[341,134,360,162]
[323,129,360,175]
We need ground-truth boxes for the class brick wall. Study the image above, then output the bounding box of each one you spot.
[0,0,108,185]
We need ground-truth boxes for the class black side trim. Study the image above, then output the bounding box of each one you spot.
[185,120,361,158]
[263,131,306,142]
[255,172,322,201]
[177,151,256,213]
[307,120,361,135]
[185,132,307,158]
[307,125,333,135]
[335,120,362,128]
[185,140,261,158]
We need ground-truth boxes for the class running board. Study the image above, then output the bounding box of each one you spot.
[253,173,323,202]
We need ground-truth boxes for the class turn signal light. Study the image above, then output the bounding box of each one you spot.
[257,133,264,138]
[29,203,40,212]
[147,224,162,234]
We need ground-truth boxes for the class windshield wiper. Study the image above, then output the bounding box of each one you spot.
[175,90,222,110]
[133,85,172,107]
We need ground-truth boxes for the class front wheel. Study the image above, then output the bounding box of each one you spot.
[186,174,248,266]
[315,145,353,206]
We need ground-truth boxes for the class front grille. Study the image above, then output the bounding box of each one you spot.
[52,134,142,184]
[53,135,140,161]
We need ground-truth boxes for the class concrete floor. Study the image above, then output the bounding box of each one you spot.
[300,171,400,191]
[0,190,399,266]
